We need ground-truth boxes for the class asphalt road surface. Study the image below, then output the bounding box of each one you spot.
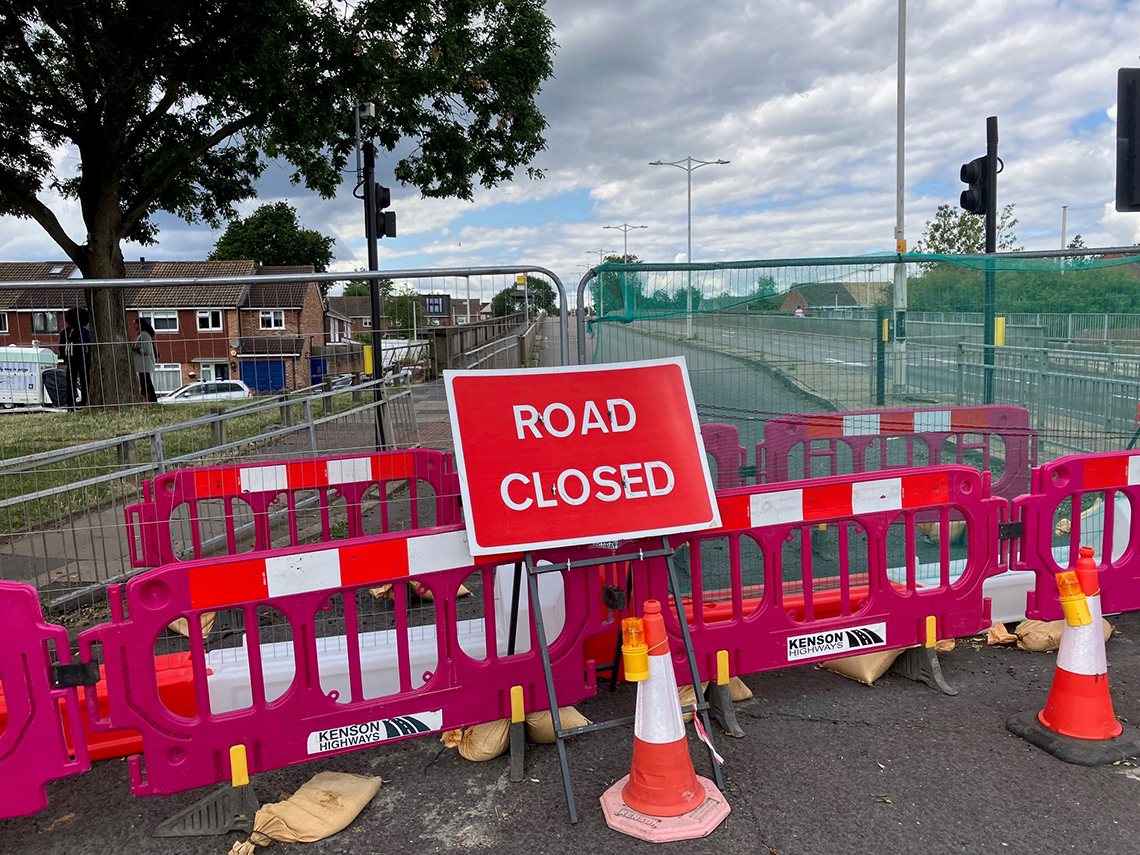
[7,612,1140,854]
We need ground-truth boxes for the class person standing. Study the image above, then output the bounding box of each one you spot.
[58,308,85,407]
[132,317,158,403]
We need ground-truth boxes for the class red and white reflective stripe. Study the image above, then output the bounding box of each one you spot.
[1082,455,1140,491]
[805,408,988,439]
[191,453,413,496]
[633,648,685,745]
[1056,593,1108,677]
[188,528,473,609]
[716,472,949,530]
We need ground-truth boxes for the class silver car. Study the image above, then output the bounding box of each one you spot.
[159,379,254,404]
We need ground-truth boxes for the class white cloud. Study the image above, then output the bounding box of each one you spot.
[3,0,1140,297]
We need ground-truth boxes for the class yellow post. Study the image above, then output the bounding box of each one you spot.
[510,685,525,724]
[882,318,890,342]
[363,344,374,376]
[229,744,249,788]
[995,317,1006,347]
[716,650,730,686]
[924,615,938,648]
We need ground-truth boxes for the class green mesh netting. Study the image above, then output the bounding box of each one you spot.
[583,252,1140,460]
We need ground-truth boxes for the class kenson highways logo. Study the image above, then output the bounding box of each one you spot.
[786,622,887,661]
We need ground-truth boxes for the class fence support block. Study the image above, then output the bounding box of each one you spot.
[889,647,957,696]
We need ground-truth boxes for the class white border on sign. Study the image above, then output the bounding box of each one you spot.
[443,356,721,555]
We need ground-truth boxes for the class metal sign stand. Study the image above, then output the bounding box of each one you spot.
[512,535,724,824]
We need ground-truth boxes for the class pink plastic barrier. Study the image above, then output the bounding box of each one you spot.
[0,582,90,818]
[631,465,1004,682]
[1014,451,1140,621]
[126,450,462,568]
[742,404,1035,501]
[79,525,607,798]
[700,423,748,490]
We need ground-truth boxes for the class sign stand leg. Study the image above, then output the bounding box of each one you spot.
[662,535,726,791]
[525,551,578,824]
[506,561,527,783]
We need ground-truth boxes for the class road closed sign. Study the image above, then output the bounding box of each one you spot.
[444,357,720,554]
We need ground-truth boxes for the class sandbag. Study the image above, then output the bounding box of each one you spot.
[525,706,591,743]
[440,718,511,761]
[369,582,471,601]
[915,520,967,545]
[822,648,906,685]
[228,771,382,854]
[679,677,753,721]
[167,611,216,639]
[987,622,1018,645]
[1015,618,1113,653]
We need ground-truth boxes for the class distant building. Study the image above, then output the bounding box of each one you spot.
[0,260,337,393]
[780,282,859,313]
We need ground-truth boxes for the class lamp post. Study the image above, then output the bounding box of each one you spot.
[603,223,648,260]
[649,156,729,338]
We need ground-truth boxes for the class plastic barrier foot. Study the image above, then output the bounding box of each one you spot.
[1006,711,1140,766]
[889,647,958,696]
[509,720,526,783]
[154,783,259,838]
[708,683,745,738]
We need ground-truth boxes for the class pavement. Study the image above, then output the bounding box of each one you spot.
[7,614,1140,854]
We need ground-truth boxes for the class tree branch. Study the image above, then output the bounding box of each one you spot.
[0,171,81,261]
[123,77,184,155]
[118,113,257,237]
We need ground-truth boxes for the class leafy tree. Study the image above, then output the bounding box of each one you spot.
[1068,234,1086,250]
[210,203,335,294]
[747,275,782,310]
[491,275,556,317]
[591,254,641,317]
[342,278,393,298]
[913,204,1021,255]
[0,0,555,403]
[385,288,426,334]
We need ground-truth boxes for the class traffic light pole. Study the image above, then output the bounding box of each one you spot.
[983,117,998,405]
[363,142,389,449]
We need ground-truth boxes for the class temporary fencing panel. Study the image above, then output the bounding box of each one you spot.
[79,525,607,798]
[758,405,1036,503]
[1014,450,1140,622]
[126,450,462,568]
[0,581,91,818]
[629,466,1004,683]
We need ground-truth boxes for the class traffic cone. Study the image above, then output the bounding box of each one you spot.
[1008,546,1140,765]
[599,600,729,842]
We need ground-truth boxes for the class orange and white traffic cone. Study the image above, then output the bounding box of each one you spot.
[1008,546,1140,765]
[599,600,730,842]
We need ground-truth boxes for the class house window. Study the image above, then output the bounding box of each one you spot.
[260,310,285,330]
[32,311,59,335]
[362,317,371,328]
[0,314,8,334]
[197,310,223,331]
[153,364,183,394]
[139,310,178,333]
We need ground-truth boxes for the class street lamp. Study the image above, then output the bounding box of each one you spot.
[603,223,648,261]
[649,156,729,338]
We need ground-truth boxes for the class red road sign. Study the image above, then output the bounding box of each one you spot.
[444,357,720,554]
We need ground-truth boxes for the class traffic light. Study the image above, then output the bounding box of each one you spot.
[1117,68,1140,212]
[959,156,988,215]
[374,184,396,238]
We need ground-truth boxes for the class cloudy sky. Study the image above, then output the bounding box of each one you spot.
[2,0,1139,303]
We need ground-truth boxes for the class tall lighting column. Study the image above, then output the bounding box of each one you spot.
[649,157,729,338]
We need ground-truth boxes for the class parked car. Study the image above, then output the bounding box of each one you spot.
[159,379,254,404]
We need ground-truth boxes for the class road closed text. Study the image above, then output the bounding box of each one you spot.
[500,399,674,510]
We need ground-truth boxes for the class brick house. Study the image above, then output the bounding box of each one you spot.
[780,282,859,313]
[0,260,332,393]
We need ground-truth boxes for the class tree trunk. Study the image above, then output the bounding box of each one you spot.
[81,244,135,408]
